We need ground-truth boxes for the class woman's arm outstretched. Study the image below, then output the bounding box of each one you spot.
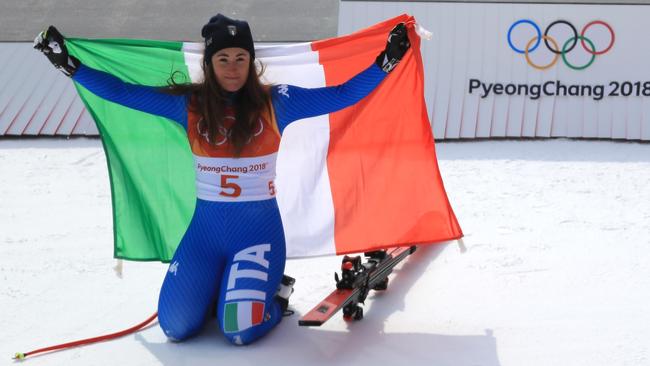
[34,26,189,129]
[271,23,410,134]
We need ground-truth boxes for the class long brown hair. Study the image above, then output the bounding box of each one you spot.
[164,58,270,156]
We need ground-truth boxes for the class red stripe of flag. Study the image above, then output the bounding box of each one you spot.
[252,301,264,325]
[313,14,463,254]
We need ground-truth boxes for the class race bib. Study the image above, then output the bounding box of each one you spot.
[194,153,278,202]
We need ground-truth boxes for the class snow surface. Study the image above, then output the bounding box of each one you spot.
[1,138,649,366]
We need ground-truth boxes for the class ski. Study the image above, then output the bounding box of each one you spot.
[298,245,417,326]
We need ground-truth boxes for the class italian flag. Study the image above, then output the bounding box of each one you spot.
[223,301,265,333]
[66,14,462,261]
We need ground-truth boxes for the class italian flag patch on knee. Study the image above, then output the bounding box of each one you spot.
[224,301,265,333]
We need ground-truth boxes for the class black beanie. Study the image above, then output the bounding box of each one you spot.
[201,14,255,63]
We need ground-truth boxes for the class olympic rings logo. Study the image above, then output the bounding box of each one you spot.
[507,19,615,70]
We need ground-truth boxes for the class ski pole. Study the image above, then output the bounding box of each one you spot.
[13,312,158,361]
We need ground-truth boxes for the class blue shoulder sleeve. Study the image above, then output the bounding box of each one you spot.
[72,64,189,130]
[271,63,387,134]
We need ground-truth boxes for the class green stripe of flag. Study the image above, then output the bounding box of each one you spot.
[224,302,239,332]
[66,38,196,262]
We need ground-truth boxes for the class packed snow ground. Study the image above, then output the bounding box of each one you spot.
[1,138,649,366]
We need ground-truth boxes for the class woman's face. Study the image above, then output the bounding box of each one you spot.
[211,47,251,92]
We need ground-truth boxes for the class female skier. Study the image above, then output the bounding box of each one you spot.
[34,14,410,345]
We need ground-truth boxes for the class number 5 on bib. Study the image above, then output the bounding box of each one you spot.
[220,175,241,198]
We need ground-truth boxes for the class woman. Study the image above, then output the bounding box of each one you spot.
[34,14,410,345]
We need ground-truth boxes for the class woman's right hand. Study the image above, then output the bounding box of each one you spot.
[34,26,80,77]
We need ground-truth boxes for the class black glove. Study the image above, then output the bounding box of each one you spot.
[34,26,80,77]
[375,23,411,73]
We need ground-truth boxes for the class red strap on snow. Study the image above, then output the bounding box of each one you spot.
[14,312,158,360]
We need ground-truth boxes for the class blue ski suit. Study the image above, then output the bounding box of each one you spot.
[72,61,387,345]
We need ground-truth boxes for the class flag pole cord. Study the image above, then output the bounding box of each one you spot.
[13,312,158,361]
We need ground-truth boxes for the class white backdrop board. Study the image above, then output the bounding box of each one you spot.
[340,1,650,140]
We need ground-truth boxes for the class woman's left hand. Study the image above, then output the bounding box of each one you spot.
[375,23,411,73]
